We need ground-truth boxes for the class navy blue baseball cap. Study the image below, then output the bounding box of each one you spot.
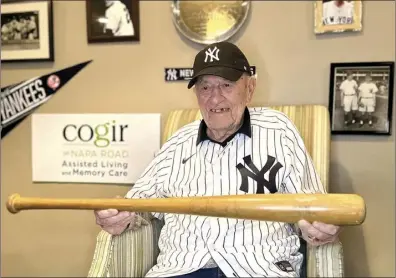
[187,41,252,89]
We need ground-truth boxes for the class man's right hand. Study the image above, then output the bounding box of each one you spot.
[94,208,137,235]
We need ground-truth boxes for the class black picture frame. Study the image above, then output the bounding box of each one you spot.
[1,0,54,63]
[86,0,140,43]
[329,61,394,136]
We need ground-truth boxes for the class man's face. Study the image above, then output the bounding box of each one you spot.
[347,74,353,80]
[194,74,255,133]
[365,75,372,82]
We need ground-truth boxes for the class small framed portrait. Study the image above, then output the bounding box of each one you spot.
[329,62,394,136]
[1,0,54,63]
[314,0,362,34]
[86,0,140,43]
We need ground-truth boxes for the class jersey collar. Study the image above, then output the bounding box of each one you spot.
[196,107,252,147]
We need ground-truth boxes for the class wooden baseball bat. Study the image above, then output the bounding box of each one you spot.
[6,193,366,226]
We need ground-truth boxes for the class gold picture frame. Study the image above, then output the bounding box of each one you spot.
[314,0,362,34]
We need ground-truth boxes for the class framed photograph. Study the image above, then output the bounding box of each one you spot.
[1,0,54,63]
[86,0,140,43]
[329,62,394,136]
[314,0,362,34]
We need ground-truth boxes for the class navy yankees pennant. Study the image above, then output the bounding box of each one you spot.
[0,60,92,138]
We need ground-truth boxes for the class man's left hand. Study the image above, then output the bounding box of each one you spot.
[297,220,342,246]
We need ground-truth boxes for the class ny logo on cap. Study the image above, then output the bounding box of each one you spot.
[204,46,220,63]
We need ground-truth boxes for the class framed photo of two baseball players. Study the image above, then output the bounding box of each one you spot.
[328,62,395,136]
[86,0,139,43]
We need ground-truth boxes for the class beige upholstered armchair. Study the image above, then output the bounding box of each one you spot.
[88,105,344,278]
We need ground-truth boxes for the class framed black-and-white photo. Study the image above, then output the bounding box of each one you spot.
[329,62,394,135]
[1,0,54,63]
[314,1,362,34]
[86,0,139,43]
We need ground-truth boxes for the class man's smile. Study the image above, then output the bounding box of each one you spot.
[210,108,230,113]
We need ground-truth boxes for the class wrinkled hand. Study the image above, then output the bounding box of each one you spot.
[298,220,341,246]
[95,208,135,235]
[94,196,148,235]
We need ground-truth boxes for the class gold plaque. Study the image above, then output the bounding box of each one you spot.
[171,0,250,45]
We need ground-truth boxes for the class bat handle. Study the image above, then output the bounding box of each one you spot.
[6,193,21,214]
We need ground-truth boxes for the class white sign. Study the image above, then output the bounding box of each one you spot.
[31,113,161,184]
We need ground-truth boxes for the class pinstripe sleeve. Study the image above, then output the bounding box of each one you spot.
[281,118,326,195]
[124,138,176,220]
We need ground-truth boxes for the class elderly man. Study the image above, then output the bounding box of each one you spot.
[95,42,341,278]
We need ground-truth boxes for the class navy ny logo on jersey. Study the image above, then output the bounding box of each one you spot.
[236,155,283,194]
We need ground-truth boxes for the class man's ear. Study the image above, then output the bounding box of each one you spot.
[247,76,257,102]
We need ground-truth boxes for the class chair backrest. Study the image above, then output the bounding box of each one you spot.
[162,105,330,191]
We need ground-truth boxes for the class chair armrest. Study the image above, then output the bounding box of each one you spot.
[307,241,344,277]
[87,230,113,278]
[87,217,164,278]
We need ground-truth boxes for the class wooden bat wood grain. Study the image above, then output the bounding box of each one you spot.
[6,193,366,225]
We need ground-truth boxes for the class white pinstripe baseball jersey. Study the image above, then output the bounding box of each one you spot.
[340,79,358,95]
[359,82,378,98]
[104,1,134,36]
[125,107,326,277]
[322,1,354,25]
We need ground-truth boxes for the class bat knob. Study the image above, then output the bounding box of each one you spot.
[6,193,21,214]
